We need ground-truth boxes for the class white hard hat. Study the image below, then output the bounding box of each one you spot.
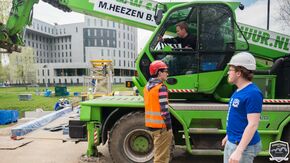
[228,52,256,70]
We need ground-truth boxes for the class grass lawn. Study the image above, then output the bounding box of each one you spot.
[0,84,131,117]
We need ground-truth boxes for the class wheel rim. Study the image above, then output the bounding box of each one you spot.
[123,129,154,162]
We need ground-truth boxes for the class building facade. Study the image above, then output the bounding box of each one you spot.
[23,16,138,85]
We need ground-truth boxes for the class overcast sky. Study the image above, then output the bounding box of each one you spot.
[26,0,290,52]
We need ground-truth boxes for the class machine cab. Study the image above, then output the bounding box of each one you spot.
[137,2,248,99]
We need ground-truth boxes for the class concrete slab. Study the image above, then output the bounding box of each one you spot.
[0,136,32,150]
[0,111,90,163]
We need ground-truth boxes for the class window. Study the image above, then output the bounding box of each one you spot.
[87,18,90,26]
[151,4,237,77]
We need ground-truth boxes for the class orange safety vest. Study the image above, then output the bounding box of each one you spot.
[144,83,166,129]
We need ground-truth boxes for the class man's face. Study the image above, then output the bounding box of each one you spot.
[176,26,187,38]
[158,69,169,81]
[227,66,240,84]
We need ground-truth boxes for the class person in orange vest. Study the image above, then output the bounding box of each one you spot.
[144,60,173,163]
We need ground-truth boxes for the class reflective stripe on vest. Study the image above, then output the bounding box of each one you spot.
[144,84,166,128]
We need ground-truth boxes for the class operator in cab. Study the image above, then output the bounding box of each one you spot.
[159,21,196,49]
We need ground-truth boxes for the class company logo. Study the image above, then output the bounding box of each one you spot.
[269,141,289,162]
[232,98,240,108]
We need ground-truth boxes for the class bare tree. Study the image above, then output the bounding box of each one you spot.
[278,0,290,26]
[8,47,36,84]
[0,0,12,22]
[0,0,12,77]
[0,64,9,83]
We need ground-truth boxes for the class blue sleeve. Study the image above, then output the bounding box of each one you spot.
[246,91,263,114]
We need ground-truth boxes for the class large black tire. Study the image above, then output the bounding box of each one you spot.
[109,112,154,163]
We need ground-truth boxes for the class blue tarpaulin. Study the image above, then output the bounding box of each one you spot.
[11,106,72,137]
[0,110,19,125]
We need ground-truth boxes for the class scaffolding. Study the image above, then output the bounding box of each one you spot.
[82,60,113,100]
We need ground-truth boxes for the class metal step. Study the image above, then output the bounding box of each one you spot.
[190,149,270,156]
[189,128,226,134]
[191,149,223,155]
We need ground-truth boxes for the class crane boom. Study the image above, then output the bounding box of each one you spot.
[0,0,175,53]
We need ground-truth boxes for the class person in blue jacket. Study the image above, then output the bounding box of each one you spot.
[54,98,65,111]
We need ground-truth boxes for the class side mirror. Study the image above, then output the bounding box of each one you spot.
[154,9,163,25]
[239,4,244,10]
